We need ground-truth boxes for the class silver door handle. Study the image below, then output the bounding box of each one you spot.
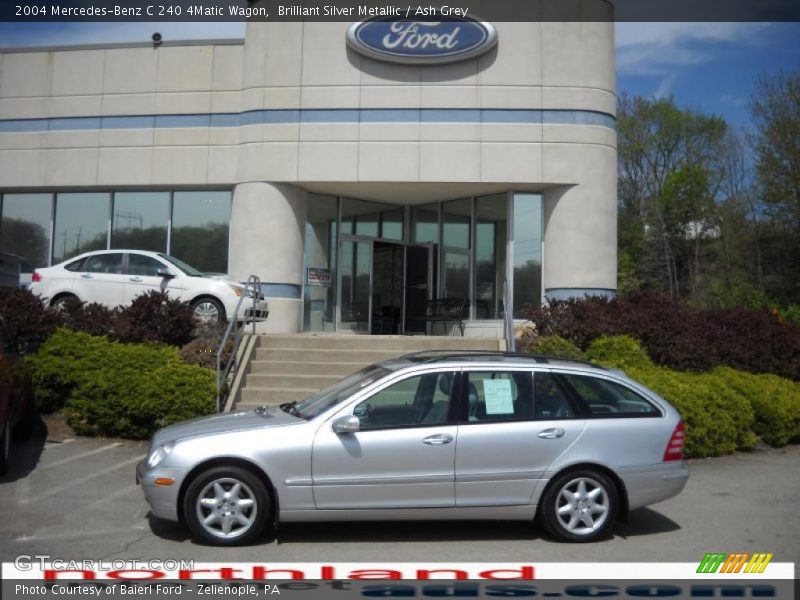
[129,277,143,282]
[423,433,453,445]
[538,428,566,439]
[81,273,93,279]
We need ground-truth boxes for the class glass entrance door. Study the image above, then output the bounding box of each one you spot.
[404,244,434,334]
[338,237,372,332]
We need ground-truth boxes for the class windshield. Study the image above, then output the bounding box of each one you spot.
[158,254,205,277]
[293,365,391,419]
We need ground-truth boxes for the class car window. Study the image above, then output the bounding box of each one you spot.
[562,374,660,417]
[128,254,168,277]
[294,366,391,419]
[534,372,577,419]
[465,371,578,423]
[64,258,85,272]
[466,371,529,422]
[353,371,454,430]
[83,253,124,274]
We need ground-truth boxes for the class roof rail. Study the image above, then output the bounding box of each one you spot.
[397,349,605,370]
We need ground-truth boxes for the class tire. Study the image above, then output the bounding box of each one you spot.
[0,420,11,476]
[539,469,618,542]
[182,466,270,546]
[51,294,78,311]
[191,297,226,326]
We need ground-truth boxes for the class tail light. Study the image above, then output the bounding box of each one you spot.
[663,420,685,461]
[31,271,42,283]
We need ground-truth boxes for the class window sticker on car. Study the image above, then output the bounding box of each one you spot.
[483,379,514,414]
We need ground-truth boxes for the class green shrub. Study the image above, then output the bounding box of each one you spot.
[30,329,180,414]
[585,335,654,370]
[30,328,215,438]
[523,335,586,361]
[66,362,216,439]
[713,367,800,447]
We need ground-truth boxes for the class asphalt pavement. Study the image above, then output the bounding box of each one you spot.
[1,431,798,565]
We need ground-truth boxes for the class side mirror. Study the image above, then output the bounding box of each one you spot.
[332,415,360,434]
[157,269,176,279]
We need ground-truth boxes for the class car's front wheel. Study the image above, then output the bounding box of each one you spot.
[191,297,225,326]
[183,466,270,545]
[539,469,617,542]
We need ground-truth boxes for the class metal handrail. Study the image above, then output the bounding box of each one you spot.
[216,274,262,412]
[503,279,516,353]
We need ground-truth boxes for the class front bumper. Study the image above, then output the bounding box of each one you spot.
[136,460,184,522]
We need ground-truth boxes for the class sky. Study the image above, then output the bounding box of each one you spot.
[0,21,798,130]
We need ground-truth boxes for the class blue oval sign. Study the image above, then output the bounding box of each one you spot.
[346,18,498,65]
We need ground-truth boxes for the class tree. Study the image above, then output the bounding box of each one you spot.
[617,95,728,298]
[749,70,800,304]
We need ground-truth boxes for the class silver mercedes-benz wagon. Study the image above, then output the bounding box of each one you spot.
[137,352,689,545]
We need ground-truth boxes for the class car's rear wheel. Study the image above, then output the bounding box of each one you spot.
[191,297,225,326]
[540,469,617,542]
[51,294,78,311]
[183,466,269,546]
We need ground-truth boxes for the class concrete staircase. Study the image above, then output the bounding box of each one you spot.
[235,334,503,411]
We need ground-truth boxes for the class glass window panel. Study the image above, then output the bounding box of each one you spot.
[339,240,371,332]
[474,193,508,319]
[342,198,380,238]
[304,194,338,333]
[380,207,404,241]
[512,193,542,317]
[53,193,110,263]
[171,191,231,274]
[0,193,52,270]
[443,251,469,301]
[341,198,404,241]
[412,204,439,244]
[443,198,471,249]
[111,192,169,252]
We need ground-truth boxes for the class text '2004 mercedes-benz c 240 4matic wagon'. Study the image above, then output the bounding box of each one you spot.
[137,352,689,545]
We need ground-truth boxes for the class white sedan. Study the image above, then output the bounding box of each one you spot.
[30,250,268,325]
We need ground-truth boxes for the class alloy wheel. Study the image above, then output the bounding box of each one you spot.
[195,477,258,540]
[554,476,610,536]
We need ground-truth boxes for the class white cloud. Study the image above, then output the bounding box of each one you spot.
[615,22,770,76]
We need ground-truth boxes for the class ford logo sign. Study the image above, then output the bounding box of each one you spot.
[346,18,498,65]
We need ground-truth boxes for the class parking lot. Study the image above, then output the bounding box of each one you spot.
[1,431,798,565]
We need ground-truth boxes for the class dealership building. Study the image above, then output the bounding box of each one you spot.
[0,8,617,335]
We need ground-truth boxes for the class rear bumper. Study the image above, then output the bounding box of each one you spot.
[619,462,690,510]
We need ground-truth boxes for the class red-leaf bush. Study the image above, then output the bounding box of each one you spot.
[114,291,195,347]
[59,297,119,338]
[522,291,800,380]
[0,287,61,353]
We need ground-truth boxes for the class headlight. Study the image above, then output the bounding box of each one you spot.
[228,284,243,297]
[146,442,175,468]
